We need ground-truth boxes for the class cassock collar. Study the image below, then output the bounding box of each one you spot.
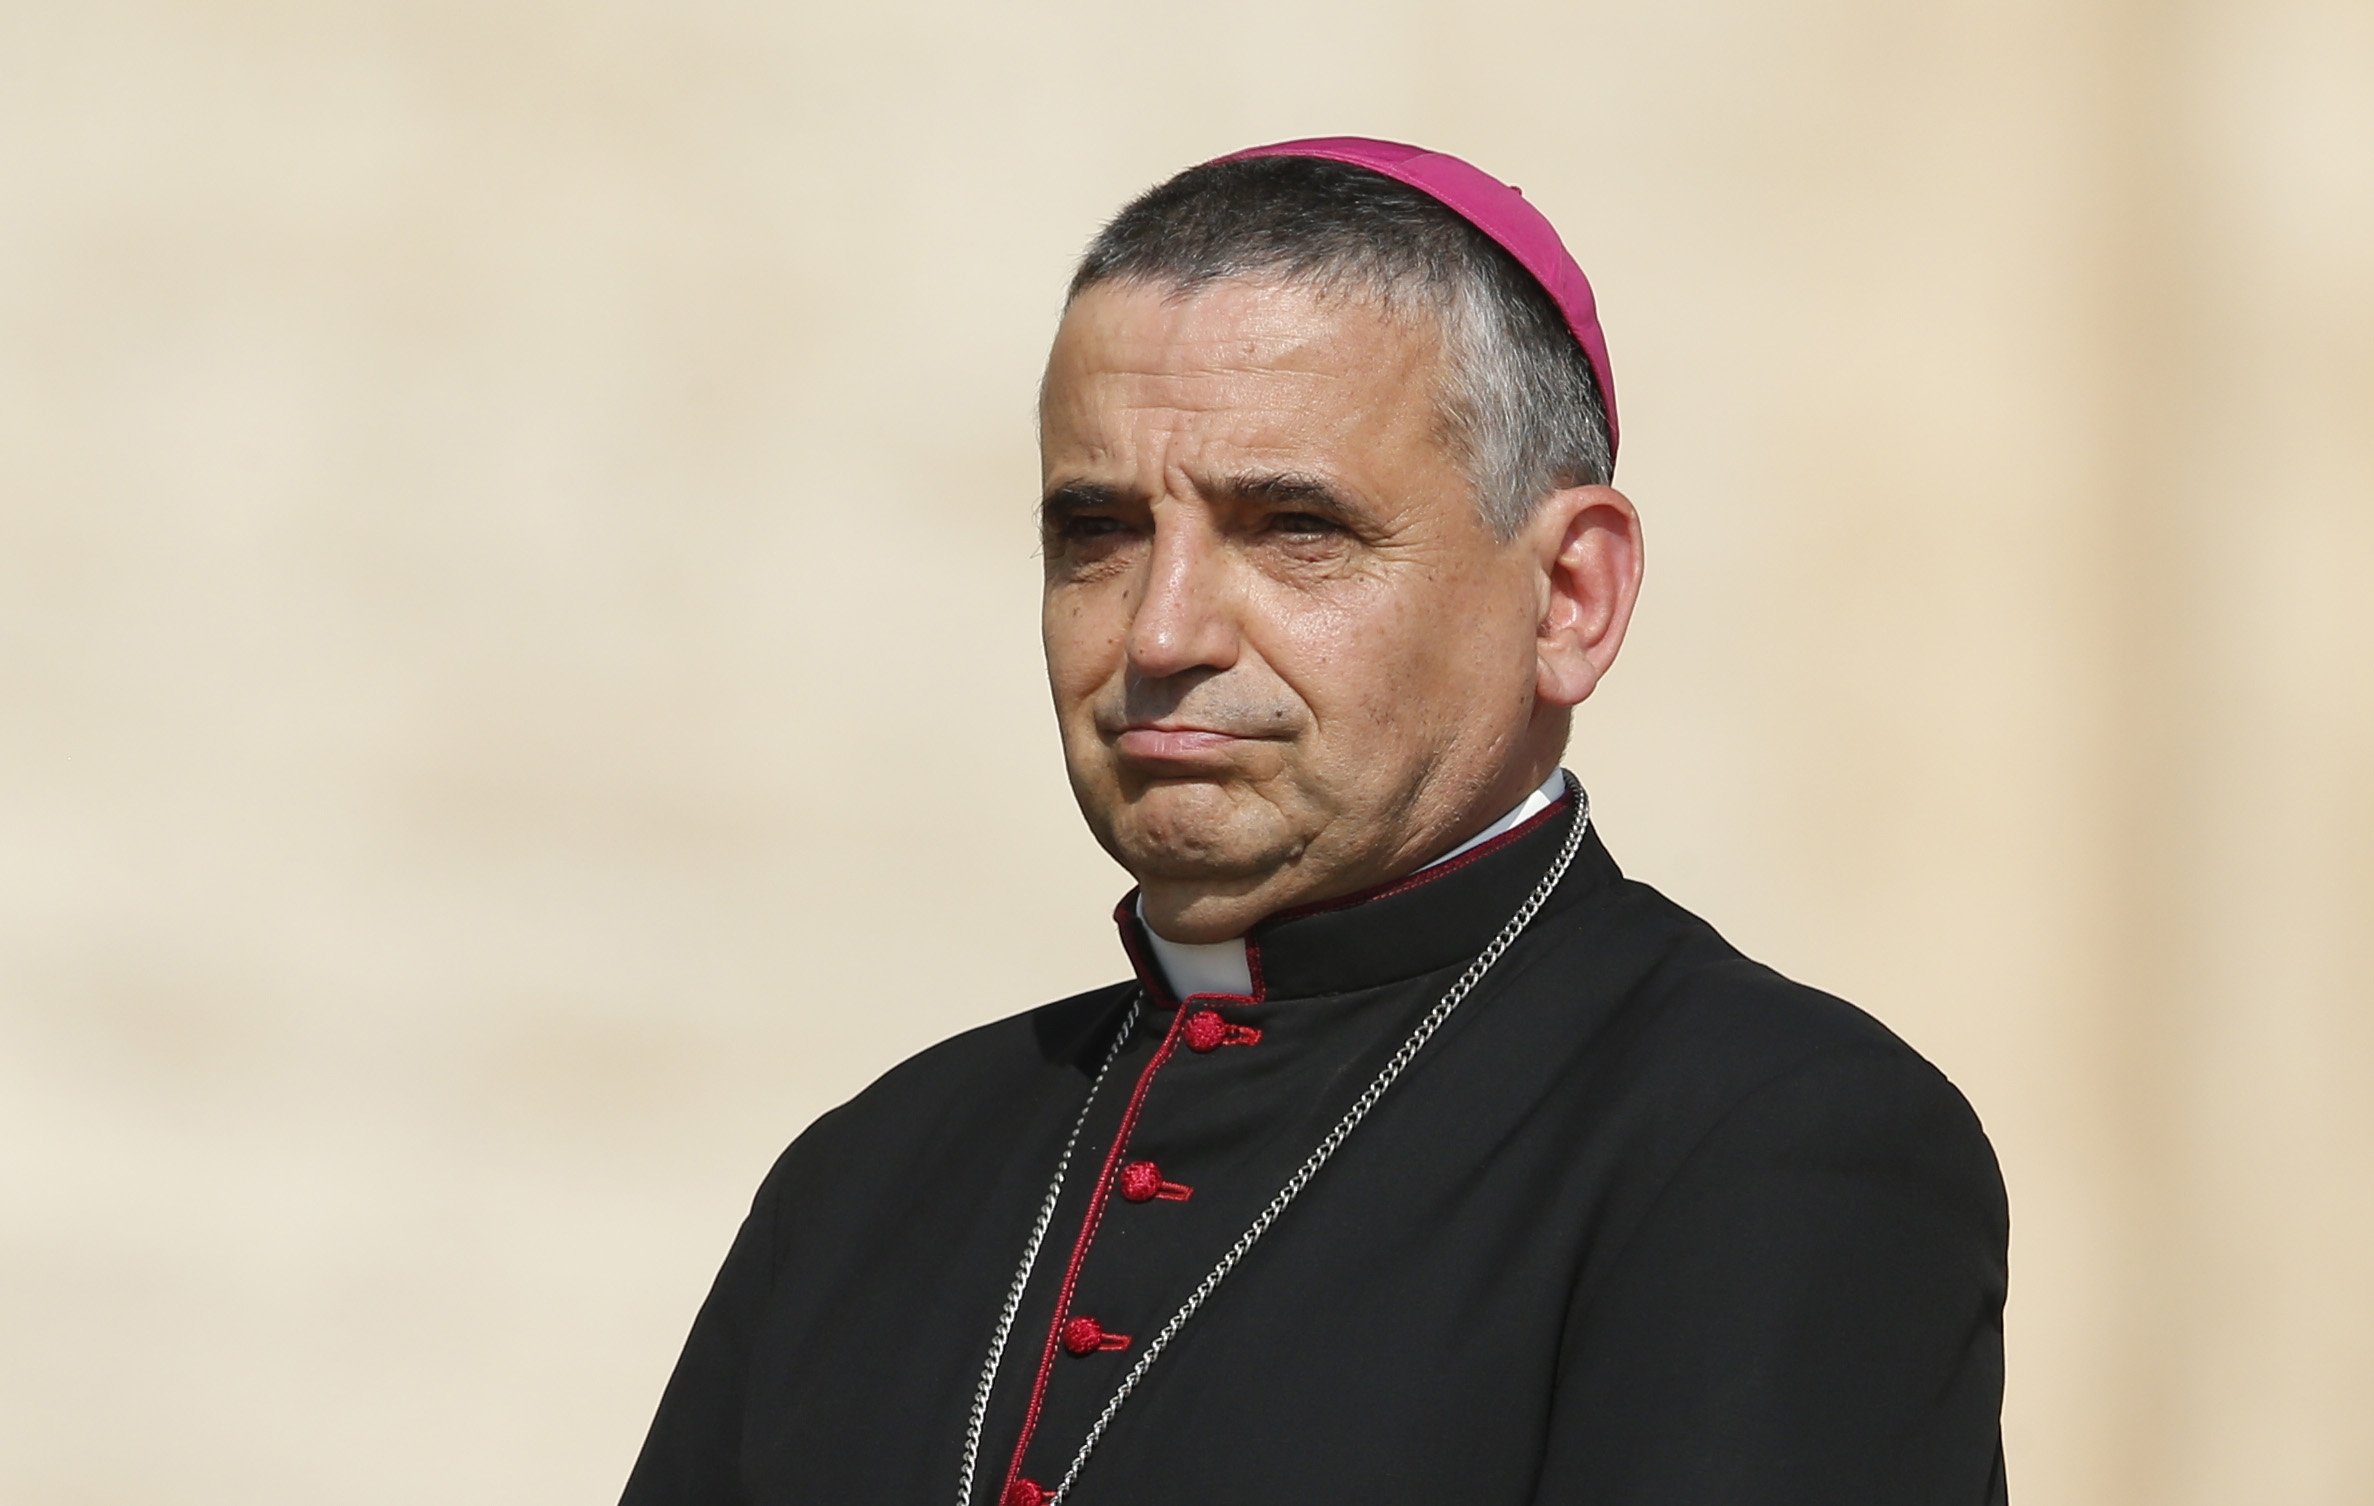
[1117,770,1611,1007]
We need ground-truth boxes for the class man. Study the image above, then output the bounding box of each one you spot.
[623,137,2008,1506]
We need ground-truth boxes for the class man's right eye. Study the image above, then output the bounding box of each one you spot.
[1054,514,1133,541]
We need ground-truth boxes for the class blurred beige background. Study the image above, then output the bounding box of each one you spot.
[2,1,2369,1502]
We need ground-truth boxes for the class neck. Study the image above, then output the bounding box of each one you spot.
[1136,768,1569,999]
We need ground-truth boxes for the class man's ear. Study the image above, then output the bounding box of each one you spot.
[1528,484,1643,709]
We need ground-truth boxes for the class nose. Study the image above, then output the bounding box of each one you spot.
[1125,510,1239,680]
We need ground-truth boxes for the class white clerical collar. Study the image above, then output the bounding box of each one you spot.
[1137,769,1570,1000]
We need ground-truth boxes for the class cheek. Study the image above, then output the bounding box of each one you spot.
[1240,579,1415,720]
[1252,570,1524,731]
[1042,588,1128,702]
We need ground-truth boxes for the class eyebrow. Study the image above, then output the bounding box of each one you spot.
[1037,471,1364,527]
[1210,471,1361,522]
[1038,480,1132,528]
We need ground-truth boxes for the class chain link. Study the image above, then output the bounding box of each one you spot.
[955,995,1143,1506]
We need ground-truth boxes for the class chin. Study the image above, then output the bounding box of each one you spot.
[1103,782,1290,882]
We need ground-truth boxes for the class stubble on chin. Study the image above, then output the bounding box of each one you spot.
[1102,777,1302,883]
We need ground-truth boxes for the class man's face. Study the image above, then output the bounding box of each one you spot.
[1039,277,1564,942]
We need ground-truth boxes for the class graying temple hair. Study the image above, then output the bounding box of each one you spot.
[1066,156,1613,540]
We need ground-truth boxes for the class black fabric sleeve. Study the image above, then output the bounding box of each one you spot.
[1532,1048,2010,1505]
[618,1146,799,1506]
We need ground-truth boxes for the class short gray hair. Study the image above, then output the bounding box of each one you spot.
[1067,155,1613,539]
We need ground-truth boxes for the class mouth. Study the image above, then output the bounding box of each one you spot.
[1109,721,1263,767]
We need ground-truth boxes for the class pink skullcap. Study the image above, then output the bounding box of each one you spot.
[1216,136,1618,458]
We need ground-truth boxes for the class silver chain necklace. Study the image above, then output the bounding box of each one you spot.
[957,778,1590,1506]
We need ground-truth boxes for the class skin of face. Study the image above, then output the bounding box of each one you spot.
[1039,276,1642,944]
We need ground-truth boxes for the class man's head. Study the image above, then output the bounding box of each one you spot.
[1039,147,1645,942]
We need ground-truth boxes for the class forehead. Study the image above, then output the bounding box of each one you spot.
[1039,278,1449,472]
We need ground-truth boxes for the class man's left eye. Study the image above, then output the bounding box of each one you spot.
[1267,512,1342,539]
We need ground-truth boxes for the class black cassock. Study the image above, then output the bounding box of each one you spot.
[623,791,2009,1505]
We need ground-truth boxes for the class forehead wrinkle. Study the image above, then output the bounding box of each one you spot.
[1069,277,1431,375]
[1041,279,1462,508]
[1047,280,1438,407]
[1086,353,1357,408]
[1051,380,1332,462]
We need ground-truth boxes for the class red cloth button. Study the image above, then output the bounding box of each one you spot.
[1119,1159,1193,1203]
[1061,1315,1131,1356]
[1002,1480,1049,1506]
[1184,1010,1261,1053]
[1184,1011,1225,1052]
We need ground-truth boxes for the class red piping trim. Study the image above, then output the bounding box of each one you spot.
[997,1000,1191,1500]
[1111,891,1270,1010]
